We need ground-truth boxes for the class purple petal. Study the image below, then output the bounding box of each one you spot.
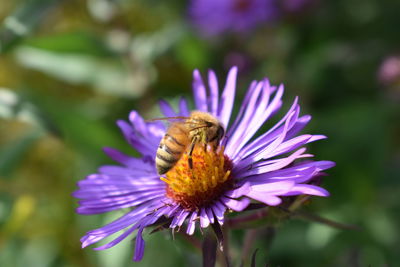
[205,207,215,224]
[228,82,284,158]
[179,97,190,116]
[236,148,309,177]
[225,80,258,138]
[200,208,210,228]
[131,111,164,145]
[268,135,313,157]
[244,166,318,185]
[170,210,190,229]
[84,200,163,234]
[233,103,297,168]
[240,83,283,140]
[235,98,299,161]
[146,122,166,139]
[76,173,161,188]
[225,81,265,155]
[159,100,177,117]
[97,166,157,176]
[133,228,145,261]
[245,191,282,206]
[81,235,106,249]
[275,160,335,175]
[170,209,184,229]
[75,185,165,201]
[284,115,311,140]
[224,182,251,198]
[221,197,250,211]
[116,120,157,157]
[186,212,198,235]
[176,210,190,227]
[234,112,302,174]
[193,69,208,112]
[218,66,238,128]
[166,205,180,217]
[77,190,166,214]
[77,173,161,187]
[94,223,139,250]
[80,200,163,248]
[102,148,155,171]
[314,160,336,170]
[129,111,164,142]
[212,201,226,225]
[208,70,219,116]
[248,151,313,171]
[283,184,330,197]
[250,180,295,193]
[133,206,170,261]
[77,198,161,215]
[269,135,327,158]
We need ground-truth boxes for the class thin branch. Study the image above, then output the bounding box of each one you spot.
[226,208,269,229]
[279,207,360,231]
[288,195,311,212]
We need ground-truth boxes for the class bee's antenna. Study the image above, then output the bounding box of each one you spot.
[146,116,189,123]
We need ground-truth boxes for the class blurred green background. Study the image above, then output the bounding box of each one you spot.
[1,0,399,266]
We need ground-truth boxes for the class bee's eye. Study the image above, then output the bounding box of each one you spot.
[217,126,224,140]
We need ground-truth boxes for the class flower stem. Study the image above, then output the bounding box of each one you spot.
[241,228,259,264]
[202,229,217,267]
[241,226,275,265]
[181,233,202,251]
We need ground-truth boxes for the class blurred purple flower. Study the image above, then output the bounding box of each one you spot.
[378,55,400,85]
[224,51,252,73]
[189,0,278,36]
[74,66,334,261]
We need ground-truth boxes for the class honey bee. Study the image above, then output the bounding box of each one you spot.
[153,111,225,175]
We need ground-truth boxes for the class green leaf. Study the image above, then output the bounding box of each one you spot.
[0,130,42,177]
[14,46,148,98]
[23,31,114,57]
[0,0,62,53]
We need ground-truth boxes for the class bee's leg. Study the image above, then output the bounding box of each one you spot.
[187,139,196,170]
[212,141,218,151]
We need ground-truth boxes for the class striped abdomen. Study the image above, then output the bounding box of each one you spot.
[156,124,189,175]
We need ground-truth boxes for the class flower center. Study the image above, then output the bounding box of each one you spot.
[161,146,233,211]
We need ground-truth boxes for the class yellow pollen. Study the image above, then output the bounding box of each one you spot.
[161,145,233,211]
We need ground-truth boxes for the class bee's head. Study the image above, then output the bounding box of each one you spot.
[206,122,225,145]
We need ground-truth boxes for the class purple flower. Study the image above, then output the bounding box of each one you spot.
[189,0,278,36]
[378,55,400,85]
[74,66,334,261]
